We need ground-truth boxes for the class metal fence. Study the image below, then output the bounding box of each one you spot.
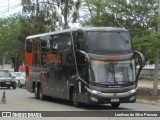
[138,64,160,80]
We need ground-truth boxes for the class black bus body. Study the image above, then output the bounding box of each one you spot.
[25,27,145,107]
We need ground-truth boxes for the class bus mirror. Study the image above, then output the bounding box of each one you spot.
[77,50,91,66]
[134,51,145,67]
[134,51,145,86]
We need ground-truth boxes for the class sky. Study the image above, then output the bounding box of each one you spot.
[0,0,22,18]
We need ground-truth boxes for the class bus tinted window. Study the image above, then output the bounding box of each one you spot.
[26,40,32,53]
[86,31,132,53]
[73,31,84,50]
[40,36,51,52]
[51,33,71,51]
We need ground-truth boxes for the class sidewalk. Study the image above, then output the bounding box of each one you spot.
[138,84,160,90]
[137,99,160,106]
[138,79,160,89]
[137,80,160,106]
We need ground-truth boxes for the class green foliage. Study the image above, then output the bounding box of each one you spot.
[21,0,81,29]
[133,30,154,64]
[0,15,24,67]
[82,0,158,63]
[0,15,21,53]
[0,13,50,71]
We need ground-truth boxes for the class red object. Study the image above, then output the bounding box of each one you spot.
[25,53,33,76]
[18,66,26,72]
[25,53,33,67]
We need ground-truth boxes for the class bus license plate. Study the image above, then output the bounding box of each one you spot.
[111,98,119,102]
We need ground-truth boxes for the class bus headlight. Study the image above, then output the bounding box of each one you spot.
[85,86,101,94]
[129,89,137,94]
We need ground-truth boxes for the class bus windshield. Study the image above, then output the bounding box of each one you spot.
[86,31,132,53]
[91,60,135,85]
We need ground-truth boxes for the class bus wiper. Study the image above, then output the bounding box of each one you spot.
[95,82,110,85]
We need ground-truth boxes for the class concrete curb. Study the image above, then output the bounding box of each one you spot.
[137,99,160,106]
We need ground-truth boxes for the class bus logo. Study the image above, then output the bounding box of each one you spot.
[42,53,61,63]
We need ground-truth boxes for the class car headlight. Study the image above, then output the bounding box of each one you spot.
[85,86,101,94]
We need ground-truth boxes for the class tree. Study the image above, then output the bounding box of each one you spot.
[21,0,81,29]
[0,15,25,71]
[52,0,81,29]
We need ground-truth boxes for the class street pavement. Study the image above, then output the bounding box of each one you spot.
[0,85,159,120]
[0,82,160,120]
[137,82,160,106]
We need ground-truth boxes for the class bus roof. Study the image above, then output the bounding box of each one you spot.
[26,27,127,39]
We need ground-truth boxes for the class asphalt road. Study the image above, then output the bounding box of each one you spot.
[0,87,159,120]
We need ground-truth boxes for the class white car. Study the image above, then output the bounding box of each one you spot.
[11,72,26,88]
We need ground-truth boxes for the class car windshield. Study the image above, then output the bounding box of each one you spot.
[91,60,135,85]
[0,72,11,78]
[86,31,132,53]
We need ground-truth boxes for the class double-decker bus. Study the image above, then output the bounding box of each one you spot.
[25,27,145,107]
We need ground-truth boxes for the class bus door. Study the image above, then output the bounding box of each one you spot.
[49,33,73,98]
[40,37,52,96]
[76,51,89,102]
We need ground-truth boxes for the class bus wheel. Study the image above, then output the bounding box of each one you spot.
[72,89,80,107]
[39,85,45,100]
[34,86,39,99]
[111,103,120,108]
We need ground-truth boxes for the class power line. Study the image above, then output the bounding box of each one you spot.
[0,3,21,14]
[0,0,22,16]
[0,2,21,12]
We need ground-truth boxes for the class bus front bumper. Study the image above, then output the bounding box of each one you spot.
[86,87,137,104]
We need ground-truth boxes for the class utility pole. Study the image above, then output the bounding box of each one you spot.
[153,55,159,95]
[8,0,9,12]
[36,0,39,18]
[153,0,160,95]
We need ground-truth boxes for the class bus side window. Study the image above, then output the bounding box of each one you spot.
[51,34,71,52]
[26,40,32,53]
[50,36,58,52]
[41,40,47,53]
[40,36,51,53]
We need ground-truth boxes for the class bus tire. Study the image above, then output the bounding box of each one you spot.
[39,85,46,100]
[72,89,80,107]
[111,103,120,108]
[34,86,39,99]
